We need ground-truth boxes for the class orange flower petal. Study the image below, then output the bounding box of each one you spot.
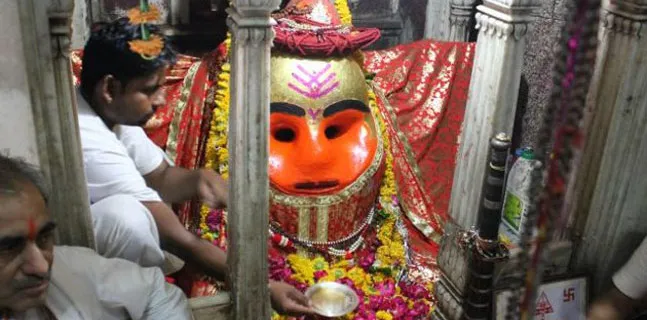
[127,5,162,24]
[128,35,164,58]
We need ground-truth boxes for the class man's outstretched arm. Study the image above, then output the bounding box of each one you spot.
[144,161,228,208]
[142,201,314,316]
[143,201,227,280]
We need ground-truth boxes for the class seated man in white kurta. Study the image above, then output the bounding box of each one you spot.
[74,14,313,316]
[0,155,192,320]
[75,17,231,271]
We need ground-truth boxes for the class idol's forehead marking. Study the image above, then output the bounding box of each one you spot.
[288,63,340,100]
[271,54,369,110]
[307,108,322,121]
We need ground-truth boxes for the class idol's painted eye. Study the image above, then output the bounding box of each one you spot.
[325,125,341,139]
[324,122,353,139]
[274,127,296,142]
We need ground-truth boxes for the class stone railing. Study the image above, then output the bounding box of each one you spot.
[449,0,541,229]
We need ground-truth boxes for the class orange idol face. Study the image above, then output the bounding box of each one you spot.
[269,54,378,195]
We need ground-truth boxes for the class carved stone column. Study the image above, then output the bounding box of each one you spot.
[226,0,279,318]
[89,0,104,22]
[570,0,647,294]
[169,0,190,25]
[448,0,478,42]
[15,0,94,248]
[449,0,540,229]
[425,0,451,40]
[71,0,91,49]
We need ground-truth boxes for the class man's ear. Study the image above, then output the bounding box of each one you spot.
[95,75,121,105]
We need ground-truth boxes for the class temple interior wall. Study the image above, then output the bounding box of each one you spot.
[519,0,569,148]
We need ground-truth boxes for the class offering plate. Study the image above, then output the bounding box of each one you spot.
[305,282,360,317]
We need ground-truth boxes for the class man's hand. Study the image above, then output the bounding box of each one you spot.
[587,300,624,320]
[587,287,635,320]
[269,281,315,317]
[196,169,228,208]
[144,162,228,207]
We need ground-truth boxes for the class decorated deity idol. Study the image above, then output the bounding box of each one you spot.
[183,1,476,318]
[71,0,476,318]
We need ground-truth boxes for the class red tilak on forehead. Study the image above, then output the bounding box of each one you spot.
[28,217,37,240]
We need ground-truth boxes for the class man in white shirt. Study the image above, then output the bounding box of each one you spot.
[588,237,647,320]
[0,154,192,319]
[75,17,312,316]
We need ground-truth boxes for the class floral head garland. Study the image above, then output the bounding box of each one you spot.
[127,0,164,60]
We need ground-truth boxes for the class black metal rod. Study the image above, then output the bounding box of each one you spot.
[463,132,511,320]
[477,133,511,241]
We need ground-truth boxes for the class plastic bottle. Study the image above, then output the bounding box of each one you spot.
[501,148,536,237]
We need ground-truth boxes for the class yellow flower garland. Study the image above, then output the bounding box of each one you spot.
[199,35,231,241]
[368,87,405,269]
[334,0,353,25]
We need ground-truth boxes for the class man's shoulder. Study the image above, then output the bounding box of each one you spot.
[51,246,99,286]
[53,246,162,292]
[75,95,127,161]
[54,246,154,273]
[54,246,101,263]
[53,246,146,280]
[76,92,114,142]
[114,124,148,140]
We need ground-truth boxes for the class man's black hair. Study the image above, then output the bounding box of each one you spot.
[80,17,177,99]
[0,154,49,203]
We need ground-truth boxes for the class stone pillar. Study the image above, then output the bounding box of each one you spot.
[226,0,279,318]
[449,0,540,229]
[448,0,478,42]
[570,0,647,294]
[169,0,190,25]
[89,0,104,22]
[71,0,91,49]
[425,0,451,40]
[15,0,94,247]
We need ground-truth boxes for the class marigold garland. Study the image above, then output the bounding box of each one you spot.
[334,0,353,25]
[128,34,164,59]
[127,1,164,59]
[127,4,161,24]
[198,35,232,244]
